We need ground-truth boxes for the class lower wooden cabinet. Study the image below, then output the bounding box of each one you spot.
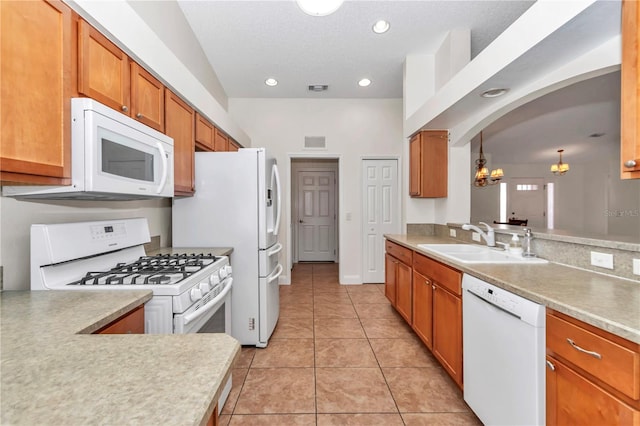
[432,280,462,387]
[546,309,640,425]
[412,269,433,350]
[546,356,639,425]
[206,403,219,426]
[95,305,144,334]
[384,253,397,305]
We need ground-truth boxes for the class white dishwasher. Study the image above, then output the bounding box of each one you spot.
[462,274,545,426]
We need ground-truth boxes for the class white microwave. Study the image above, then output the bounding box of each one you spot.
[3,98,174,200]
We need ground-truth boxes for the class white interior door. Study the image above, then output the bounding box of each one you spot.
[362,159,399,283]
[297,171,337,262]
[508,177,546,228]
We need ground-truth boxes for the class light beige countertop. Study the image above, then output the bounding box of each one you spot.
[148,247,234,257]
[0,290,240,426]
[385,234,640,344]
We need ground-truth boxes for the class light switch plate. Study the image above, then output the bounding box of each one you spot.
[633,259,640,276]
[472,232,481,242]
[590,251,614,270]
[450,229,456,238]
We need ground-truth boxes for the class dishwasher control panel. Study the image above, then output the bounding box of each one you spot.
[461,274,544,326]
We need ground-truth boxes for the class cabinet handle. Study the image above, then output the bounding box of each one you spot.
[121,105,129,112]
[546,360,555,371]
[624,160,637,168]
[566,338,602,360]
[136,113,143,119]
[432,285,436,290]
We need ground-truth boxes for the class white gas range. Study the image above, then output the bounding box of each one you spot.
[30,218,233,335]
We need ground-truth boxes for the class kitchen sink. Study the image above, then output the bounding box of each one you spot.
[417,244,548,264]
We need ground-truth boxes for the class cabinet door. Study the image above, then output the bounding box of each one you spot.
[228,139,241,152]
[1,0,72,184]
[96,305,144,334]
[195,113,214,151]
[395,261,412,323]
[412,269,433,350]
[546,356,640,426]
[409,130,448,197]
[78,19,130,114]
[622,0,640,179]
[130,62,164,132]
[409,133,421,196]
[214,128,229,151]
[165,89,195,196]
[432,283,462,388]
[384,254,397,305]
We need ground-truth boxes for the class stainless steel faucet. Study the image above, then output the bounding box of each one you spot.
[462,222,496,247]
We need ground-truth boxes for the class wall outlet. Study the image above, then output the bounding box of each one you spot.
[633,259,640,276]
[472,232,481,242]
[450,229,457,238]
[590,251,614,270]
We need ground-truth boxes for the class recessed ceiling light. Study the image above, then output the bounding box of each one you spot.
[480,88,509,98]
[372,20,390,34]
[358,78,371,87]
[296,0,344,16]
[265,78,278,87]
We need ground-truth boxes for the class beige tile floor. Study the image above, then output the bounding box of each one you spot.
[219,263,482,426]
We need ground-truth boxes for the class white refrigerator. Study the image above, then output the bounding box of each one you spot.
[172,148,283,347]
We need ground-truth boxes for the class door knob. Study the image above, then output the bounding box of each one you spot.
[299,219,304,223]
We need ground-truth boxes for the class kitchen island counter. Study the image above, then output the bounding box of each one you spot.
[0,290,240,426]
[385,234,640,344]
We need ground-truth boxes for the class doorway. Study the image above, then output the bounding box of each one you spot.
[507,177,546,228]
[291,159,339,263]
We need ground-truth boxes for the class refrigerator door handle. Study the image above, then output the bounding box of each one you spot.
[271,164,282,236]
[267,263,283,284]
[267,242,283,257]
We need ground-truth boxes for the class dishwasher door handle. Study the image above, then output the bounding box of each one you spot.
[466,289,522,320]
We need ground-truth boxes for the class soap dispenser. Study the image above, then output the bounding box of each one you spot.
[522,228,535,257]
[509,233,522,255]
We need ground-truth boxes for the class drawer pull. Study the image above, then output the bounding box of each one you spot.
[546,360,555,371]
[567,338,602,360]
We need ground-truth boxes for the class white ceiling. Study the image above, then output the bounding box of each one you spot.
[177,0,535,98]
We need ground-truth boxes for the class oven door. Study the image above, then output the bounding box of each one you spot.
[174,278,232,334]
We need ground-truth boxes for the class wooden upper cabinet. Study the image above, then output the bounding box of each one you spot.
[165,89,195,196]
[228,139,241,152]
[77,19,130,114]
[1,0,72,184]
[409,130,448,197]
[195,113,214,151]
[130,63,164,132]
[78,19,165,132]
[214,128,229,152]
[622,0,640,179]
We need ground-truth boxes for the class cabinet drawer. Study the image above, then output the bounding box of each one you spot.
[413,253,461,296]
[385,240,412,265]
[547,312,640,400]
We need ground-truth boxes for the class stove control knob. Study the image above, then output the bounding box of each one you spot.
[199,282,210,293]
[219,268,228,279]
[210,275,220,285]
[190,288,203,301]
[225,265,233,276]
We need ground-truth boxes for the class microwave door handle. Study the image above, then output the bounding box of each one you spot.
[183,278,233,326]
[156,142,168,194]
[272,164,282,236]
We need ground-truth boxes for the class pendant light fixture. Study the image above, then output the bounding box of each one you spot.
[550,149,570,175]
[473,132,504,187]
[296,0,344,16]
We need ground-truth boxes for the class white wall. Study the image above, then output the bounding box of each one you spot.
[228,98,403,284]
[0,196,171,290]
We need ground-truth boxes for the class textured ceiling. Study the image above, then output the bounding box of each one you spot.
[177,0,535,98]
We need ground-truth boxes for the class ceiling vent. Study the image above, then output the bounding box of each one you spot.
[308,85,328,92]
[304,136,326,150]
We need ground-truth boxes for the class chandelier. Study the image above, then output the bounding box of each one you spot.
[473,132,504,187]
[550,149,569,175]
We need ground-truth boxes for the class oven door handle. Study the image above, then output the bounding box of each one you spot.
[267,264,283,284]
[183,278,233,326]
